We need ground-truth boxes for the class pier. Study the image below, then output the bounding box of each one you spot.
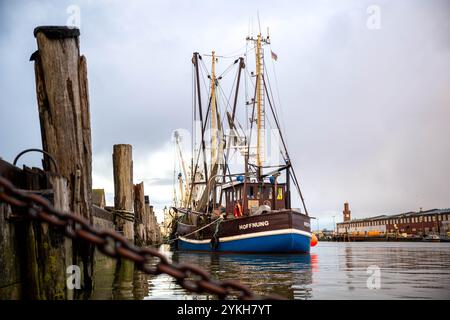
[0,26,164,299]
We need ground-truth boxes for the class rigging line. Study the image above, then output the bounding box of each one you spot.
[268,43,289,151]
[219,70,237,110]
[216,87,238,189]
[199,59,211,104]
[217,82,246,142]
[198,60,210,182]
[217,76,236,124]
[263,61,279,120]
[192,64,196,178]
[263,65,287,161]
[246,84,258,169]
[244,68,256,90]
[217,72,247,144]
[262,75,308,215]
[222,43,257,57]
[221,44,247,58]
[173,137,179,206]
[264,106,289,164]
[245,41,249,132]
[262,54,290,160]
[187,130,205,209]
[222,45,255,60]
[217,59,238,79]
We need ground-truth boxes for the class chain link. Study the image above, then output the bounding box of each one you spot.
[0,175,283,300]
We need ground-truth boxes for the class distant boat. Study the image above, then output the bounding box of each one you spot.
[422,234,441,242]
[171,31,311,253]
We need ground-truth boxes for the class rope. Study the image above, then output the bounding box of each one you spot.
[155,217,223,245]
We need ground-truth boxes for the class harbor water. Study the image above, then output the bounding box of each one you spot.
[91,242,450,300]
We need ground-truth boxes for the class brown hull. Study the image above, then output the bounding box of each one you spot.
[175,209,311,240]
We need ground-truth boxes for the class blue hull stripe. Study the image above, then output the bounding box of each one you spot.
[178,232,311,253]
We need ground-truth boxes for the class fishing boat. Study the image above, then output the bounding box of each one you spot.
[170,30,312,253]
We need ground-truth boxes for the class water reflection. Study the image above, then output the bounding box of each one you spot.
[169,250,315,299]
[89,243,450,300]
[112,259,134,300]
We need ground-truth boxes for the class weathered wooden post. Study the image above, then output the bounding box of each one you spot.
[112,144,134,241]
[31,26,94,292]
[134,182,146,246]
[144,196,155,244]
[111,145,135,298]
[24,172,73,299]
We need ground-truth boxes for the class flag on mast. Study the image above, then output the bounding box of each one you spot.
[271,50,278,61]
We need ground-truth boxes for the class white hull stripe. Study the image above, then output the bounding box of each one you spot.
[179,228,312,244]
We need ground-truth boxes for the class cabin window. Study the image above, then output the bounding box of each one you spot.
[257,186,263,199]
[265,187,273,200]
[248,186,255,199]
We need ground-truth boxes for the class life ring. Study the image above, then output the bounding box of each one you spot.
[234,203,243,218]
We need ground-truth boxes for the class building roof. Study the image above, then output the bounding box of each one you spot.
[337,208,450,224]
[92,188,106,208]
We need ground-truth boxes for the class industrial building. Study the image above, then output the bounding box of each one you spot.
[336,203,450,237]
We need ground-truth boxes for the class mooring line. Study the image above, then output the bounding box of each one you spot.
[156,217,223,246]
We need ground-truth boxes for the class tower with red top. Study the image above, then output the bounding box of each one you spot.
[343,202,351,222]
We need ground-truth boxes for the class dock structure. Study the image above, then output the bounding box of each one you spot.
[0,26,161,299]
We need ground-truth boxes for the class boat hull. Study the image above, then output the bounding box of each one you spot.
[178,231,311,253]
[175,210,311,253]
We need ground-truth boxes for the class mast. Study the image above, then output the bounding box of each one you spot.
[195,51,221,212]
[210,50,218,167]
[193,52,209,185]
[174,131,189,207]
[256,34,263,180]
[247,33,269,181]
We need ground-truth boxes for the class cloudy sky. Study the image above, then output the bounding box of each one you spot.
[0,0,449,228]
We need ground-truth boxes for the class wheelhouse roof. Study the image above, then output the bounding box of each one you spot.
[221,180,286,190]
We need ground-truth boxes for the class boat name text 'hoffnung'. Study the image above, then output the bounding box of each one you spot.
[239,221,269,230]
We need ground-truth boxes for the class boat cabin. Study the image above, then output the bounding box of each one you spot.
[222,181,288,217]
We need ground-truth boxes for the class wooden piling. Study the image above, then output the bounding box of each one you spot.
[112,144,134,241]
[24,171,73,299]
[32,26,94,292]
[134,182,146,246]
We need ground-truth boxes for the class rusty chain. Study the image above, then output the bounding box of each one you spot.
[0,175,283,300]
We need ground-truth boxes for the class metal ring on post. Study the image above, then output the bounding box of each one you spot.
[13,148,59,174]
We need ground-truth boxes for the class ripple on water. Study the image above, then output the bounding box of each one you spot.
[91,242,450,300]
